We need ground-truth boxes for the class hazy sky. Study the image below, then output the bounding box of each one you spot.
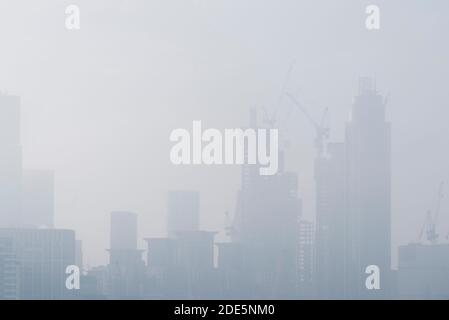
[0,0,448,267]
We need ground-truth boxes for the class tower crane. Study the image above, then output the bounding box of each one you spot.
[285,92,330,158]
[419,181,444,244]
[261,62,295,129]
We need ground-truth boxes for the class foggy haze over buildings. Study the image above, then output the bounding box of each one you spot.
[0,0,448,272]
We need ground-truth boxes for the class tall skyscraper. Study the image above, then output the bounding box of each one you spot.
[315,143,346,298]
[167,191,199,238]
[21,170,54,228]
[231,109,301,298]
[0,95,22,228]
[344,78,391,298]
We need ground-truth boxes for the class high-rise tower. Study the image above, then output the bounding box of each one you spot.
[315,142,346,298]
[344,78,391,298]
[231,109,301,298]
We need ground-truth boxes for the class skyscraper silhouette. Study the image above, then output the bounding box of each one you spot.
[344,78,391,299]
[315,143,346,298]
[231,109,301,299]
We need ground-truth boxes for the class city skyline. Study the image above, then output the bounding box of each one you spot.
[0,1,446,268]
[1,1,449,300]
[2,78,449,299]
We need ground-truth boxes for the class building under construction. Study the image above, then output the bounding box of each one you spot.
[229,109,302,299]
[312,78,392,299]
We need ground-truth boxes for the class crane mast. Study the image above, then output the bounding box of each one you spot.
[419,181,445,244]
[285,92,329,158]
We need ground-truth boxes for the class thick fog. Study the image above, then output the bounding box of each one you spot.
[0,0,448,269]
